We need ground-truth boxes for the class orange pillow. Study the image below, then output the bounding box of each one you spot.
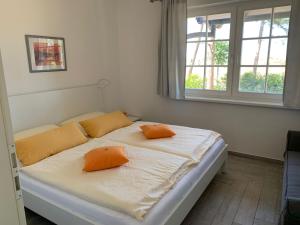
[83,146,129,172]
[140,124,176,139]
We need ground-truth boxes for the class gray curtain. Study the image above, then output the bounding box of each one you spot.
[283,0,300,108]
[157,0,187,100]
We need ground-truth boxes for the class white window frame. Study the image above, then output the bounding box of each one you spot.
[185,0,293,106]
[186,5,237,99]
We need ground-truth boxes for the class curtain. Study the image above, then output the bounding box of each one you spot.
[283,0,300,108]
[157,0,187,100]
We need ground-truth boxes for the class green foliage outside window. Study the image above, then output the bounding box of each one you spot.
[239,72,284,94]
[185,74,204,89]
[186,72,284,94]
[214,41,229,66]
[215,76,227,91]
[185,74,227,90]
[185,41,229,90]
[266,73,285,94]
[186,41,284,93]
[239,72,265,93]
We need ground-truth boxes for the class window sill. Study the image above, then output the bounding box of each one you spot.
[184,95,287,109]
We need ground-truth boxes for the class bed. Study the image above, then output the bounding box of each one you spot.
[18,121,227,225]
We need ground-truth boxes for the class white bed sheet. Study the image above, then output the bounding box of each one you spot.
[101,121,221,161]
[20,138,193,220]
[20,139,226,225]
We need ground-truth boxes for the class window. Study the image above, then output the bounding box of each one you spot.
[185,0,292,105]
[186,13,231,91]
[239,6,290,95]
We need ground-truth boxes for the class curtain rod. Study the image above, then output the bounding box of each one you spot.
[150,0,161,2]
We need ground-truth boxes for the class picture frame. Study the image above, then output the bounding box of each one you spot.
[25,35,67,73]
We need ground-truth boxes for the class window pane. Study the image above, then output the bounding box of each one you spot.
[241,39,269,65]
[186,12,231,93]
[206,41,229,66]
[239,67,266,93]
[207,13,231,40]
[186,42,205,65]
[205,67,227,91]
[185,67,205,89]
[269,38,288,66]
[266,67,285,94]
[243,8,272,38]
[187,16,207,42]
[272,6,291,36]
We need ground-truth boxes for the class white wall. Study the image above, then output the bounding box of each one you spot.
[95,0,121,111]
[0,0,120,112]
[115,0,300,160]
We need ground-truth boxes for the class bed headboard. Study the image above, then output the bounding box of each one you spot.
[8,83,104,132]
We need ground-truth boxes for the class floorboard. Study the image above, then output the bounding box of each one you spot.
[25,155,283,225]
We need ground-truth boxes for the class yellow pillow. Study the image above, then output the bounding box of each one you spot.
[83,146,129,172]
[140,124,176,139]
[80,111,133,138]
[60,112,106,136]
[14,124,59,141]
[16,123,88,166]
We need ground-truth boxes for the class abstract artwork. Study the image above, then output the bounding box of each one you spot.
[25,35,67,73]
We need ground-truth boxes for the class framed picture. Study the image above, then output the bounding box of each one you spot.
[25,35,67,73]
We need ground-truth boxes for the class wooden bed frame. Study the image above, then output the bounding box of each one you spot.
[22,146,228,225]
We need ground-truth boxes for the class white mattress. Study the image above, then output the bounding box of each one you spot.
[20,139,226,225]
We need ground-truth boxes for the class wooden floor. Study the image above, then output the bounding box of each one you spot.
[25,155,283,225]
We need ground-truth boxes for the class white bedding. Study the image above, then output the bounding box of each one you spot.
[102,121,221,161]
[20,138,193,220]
[20,139,226,225]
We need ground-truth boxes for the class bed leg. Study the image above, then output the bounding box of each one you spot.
[220,161,227,174]
[220,151,229,174]
[219,155,228,175]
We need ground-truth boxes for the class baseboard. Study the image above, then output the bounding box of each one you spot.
[228,151,283,165]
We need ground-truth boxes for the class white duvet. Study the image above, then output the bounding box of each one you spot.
[102,121,221,161]
[20,139,193,220]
